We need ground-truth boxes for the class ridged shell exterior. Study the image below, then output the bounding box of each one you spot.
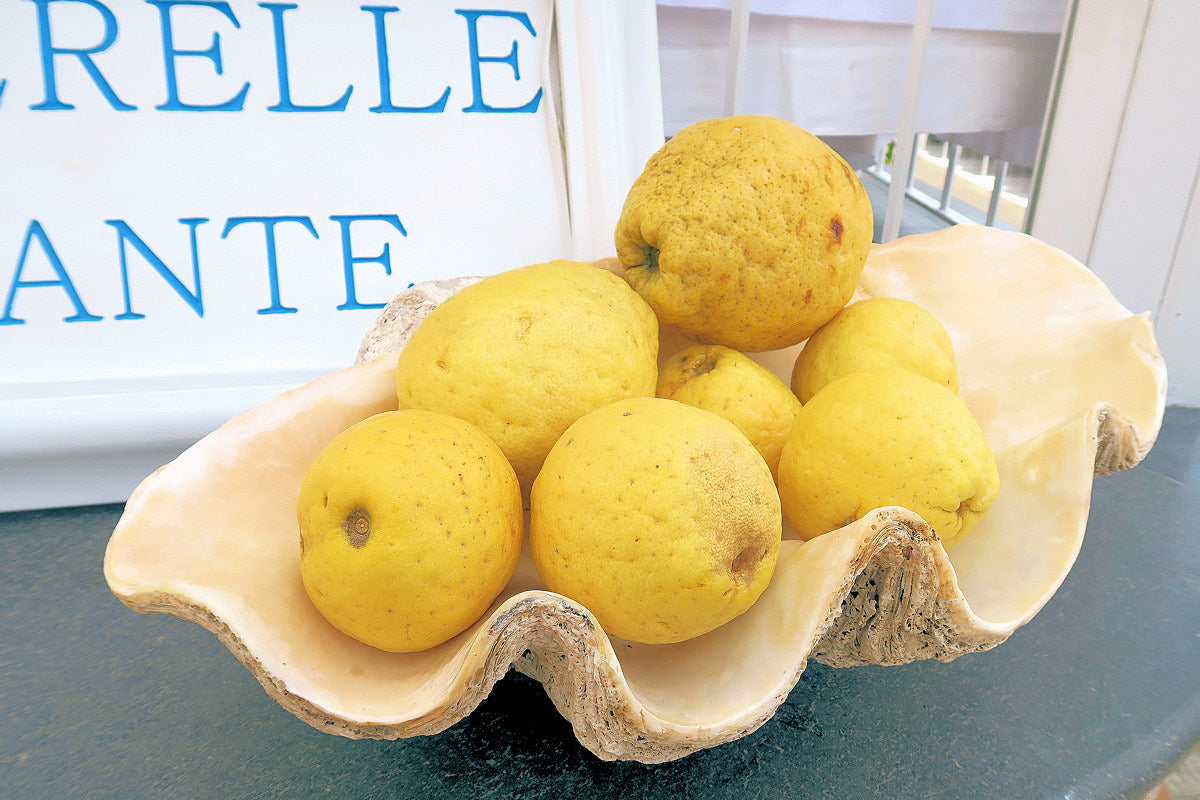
[105,226,1167,763]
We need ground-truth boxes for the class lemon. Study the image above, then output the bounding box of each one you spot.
[657,343,802,479]
[530,397,782,645]
[297,410,523,652]
[791,297,958,403]
[777,370,998,546]
[615,115,873,352]
[393,261,659,493]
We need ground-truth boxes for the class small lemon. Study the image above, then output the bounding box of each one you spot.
[777,370,998,546]
[615,114,873,352]
[531,397,782,645]
[297,410,523,652]
[393,261,659,493]
[791,297,958,403]
[657,344,803,479]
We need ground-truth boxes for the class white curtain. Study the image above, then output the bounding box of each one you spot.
[656,0,1066,169]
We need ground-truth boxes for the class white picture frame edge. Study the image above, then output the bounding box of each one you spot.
[0,0,665,512]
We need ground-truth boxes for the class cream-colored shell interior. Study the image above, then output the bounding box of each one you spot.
[104,225,1166,763]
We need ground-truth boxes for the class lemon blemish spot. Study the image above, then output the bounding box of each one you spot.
[830,216,844,243]
[728,544,762,582]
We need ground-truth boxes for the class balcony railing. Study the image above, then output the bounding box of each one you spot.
[868,134,1032,231]
[658,0,1065,240]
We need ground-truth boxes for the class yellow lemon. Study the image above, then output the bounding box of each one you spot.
[393,261,659,493]
[297,410,523,652]
[777,370,998,547]
[657,343,803,479]
[615,114,873,352]
[791,297,959,403]
[531,397,782,645]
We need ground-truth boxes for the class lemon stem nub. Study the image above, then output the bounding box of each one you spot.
[343,508,371,548]
[642,245,660,273]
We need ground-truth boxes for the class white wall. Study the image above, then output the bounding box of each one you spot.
[1030,0,1199,407]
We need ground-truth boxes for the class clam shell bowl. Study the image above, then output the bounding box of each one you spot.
[104,225,1167,763]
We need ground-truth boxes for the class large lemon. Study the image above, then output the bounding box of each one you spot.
[777,370,999,547]
[297,410,523,652]
[393,261,659,493]
[791,297,958,403]
[615,115,873,352]
[530,397,782,645]
[657,343,802,479]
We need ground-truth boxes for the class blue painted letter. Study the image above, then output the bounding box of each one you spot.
[221,216,319,314]
[455,9,542,114]
[329,214,406,311]
[261,2,353,112]
[109,218,208,319]
[148,0,250,112]
[362,6,450,113]
[29,0,136,111]
[1,221,103,324]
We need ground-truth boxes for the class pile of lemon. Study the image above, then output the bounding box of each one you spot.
[297,116,999,654]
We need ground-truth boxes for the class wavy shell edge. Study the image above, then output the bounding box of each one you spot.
[112,505,1010,763]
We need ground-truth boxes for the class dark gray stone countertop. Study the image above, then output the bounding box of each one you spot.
[3,407,1198,800]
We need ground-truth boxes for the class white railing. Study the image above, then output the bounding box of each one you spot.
[867,135,1028,230]
[712,0,1057,237]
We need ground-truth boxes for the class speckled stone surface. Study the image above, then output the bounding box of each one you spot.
[2,406,1197,800]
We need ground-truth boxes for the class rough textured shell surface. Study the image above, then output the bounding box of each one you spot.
[104,226,1167,763]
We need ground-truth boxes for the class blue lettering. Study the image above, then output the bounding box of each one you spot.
[362,6,450,113]
[109,218,208,319]
[329,214,406,310]
[221,216,319,314]
[29,0,136,111]
[1,221,103,325]
[455,9,542,114]
[148,0,250,112]
[261,2,353,112]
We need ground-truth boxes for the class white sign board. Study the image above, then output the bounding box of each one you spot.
[0,0,664,510]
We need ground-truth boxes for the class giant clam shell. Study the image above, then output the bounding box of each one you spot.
[104,225,1166,763]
